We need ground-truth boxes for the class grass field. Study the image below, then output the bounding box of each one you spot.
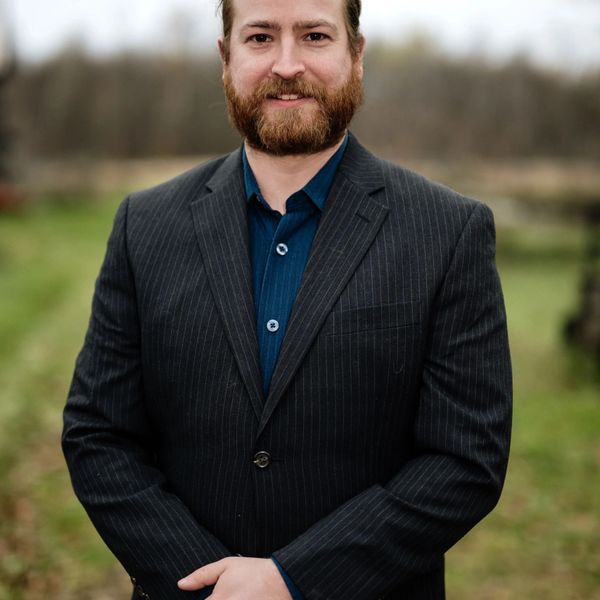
[0,196,598,599]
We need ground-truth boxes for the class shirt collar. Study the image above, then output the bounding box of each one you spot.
[242,133,349,212]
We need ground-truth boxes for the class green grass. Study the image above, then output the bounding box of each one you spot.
[0,197,129,600]
[0,199,598,599]
[447,247,600,599]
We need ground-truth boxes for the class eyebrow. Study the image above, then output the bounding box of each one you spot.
[242,20,281,31]
[294,20,339,33]
[241,20,339,33]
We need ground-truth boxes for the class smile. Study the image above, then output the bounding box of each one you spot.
[265,95,314,107]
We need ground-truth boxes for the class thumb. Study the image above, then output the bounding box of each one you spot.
[178,558,229,590]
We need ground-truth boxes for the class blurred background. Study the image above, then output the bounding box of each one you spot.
[1,1,599,598]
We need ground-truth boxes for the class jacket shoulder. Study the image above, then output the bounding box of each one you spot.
[343,135,484,218]
[126,153,232,212]
[368,156,496,245]
[380,157,481,214]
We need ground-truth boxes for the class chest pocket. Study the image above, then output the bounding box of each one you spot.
[326,300,423,336]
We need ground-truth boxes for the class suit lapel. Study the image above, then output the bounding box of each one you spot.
[190,149,265,420]
[258,136,389,435]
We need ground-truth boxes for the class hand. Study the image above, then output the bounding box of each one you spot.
[178,557,293,600]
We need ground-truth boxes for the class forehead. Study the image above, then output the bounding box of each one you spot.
[230,0,346,29]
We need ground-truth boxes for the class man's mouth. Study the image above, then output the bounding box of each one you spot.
[270,94,305,101]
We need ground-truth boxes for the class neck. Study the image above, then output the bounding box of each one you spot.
[244,135,346,214]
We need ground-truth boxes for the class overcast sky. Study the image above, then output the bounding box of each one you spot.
[7,0,600,71]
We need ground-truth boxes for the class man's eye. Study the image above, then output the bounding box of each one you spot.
[249,34,270,43]
[306,32,328,42]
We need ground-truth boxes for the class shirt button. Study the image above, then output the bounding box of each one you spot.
[253,451,271,469]
[276,243,289,256]
[266,319,279,333]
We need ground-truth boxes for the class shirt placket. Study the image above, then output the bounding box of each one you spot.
[256,195,314,394]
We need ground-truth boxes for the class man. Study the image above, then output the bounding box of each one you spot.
[62,0,512,598]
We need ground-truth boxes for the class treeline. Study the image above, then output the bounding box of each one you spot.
[7,38,600,160]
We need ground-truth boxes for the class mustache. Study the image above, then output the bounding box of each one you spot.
[253,77,328,101]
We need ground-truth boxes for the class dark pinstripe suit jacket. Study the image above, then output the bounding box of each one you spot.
[62,133,512,600]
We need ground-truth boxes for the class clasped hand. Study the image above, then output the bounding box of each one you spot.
[178,557,293,600]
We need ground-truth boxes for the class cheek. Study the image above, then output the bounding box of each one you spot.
[311,57,353,86]
[232,64,271,94]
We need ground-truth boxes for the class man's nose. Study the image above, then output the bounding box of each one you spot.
[271,41,305,80]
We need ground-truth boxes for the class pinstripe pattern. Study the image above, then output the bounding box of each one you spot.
[62,133,511,600]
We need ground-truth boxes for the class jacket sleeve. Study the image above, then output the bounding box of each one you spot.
[272,202,512,599]
[62,198,232,600]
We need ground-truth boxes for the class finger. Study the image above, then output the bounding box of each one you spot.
[177,560,228,590]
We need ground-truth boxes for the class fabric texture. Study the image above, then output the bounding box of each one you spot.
[63,133,512,600]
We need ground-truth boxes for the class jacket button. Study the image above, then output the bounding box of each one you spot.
[253,451,271,469]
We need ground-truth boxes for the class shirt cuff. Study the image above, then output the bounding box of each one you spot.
[271,556,304,600]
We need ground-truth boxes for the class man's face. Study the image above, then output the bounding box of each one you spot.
[220,0,364,156]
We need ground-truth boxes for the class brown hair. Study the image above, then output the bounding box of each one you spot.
[218,0,363,60]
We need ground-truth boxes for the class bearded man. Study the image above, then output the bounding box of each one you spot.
[62,0,512,598]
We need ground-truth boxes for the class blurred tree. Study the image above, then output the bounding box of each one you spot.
[0,0,19,211]
[7,37,600,161]
[353,42,600,159]
[0,0,16,179]
[162,7,202,58]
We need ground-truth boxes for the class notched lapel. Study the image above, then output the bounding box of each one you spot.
[190,149,264,420]
[259,138,389,435]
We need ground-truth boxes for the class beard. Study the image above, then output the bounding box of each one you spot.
[223,64,363,156]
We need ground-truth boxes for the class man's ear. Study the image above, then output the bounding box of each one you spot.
[356,35,366,78]
[218,37,229,66]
